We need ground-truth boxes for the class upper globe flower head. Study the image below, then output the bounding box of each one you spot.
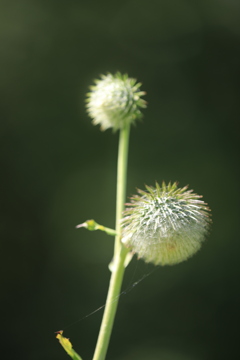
[86,72,146,131]
[121,182,211,266]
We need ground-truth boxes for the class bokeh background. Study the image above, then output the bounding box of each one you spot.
[1,0,240,359]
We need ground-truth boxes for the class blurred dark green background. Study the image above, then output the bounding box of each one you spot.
[1,1,239,359]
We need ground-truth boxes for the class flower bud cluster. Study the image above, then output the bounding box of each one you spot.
[121,182,211,266]
[86,72,146,131]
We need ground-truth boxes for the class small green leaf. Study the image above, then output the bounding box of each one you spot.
[56,331,83,360]
[76,219,117,236]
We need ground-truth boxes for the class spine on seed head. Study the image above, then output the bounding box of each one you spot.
[121,182,211,266]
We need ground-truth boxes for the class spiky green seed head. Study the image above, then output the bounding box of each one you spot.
[121,182,211,266]
[86,72,146,131]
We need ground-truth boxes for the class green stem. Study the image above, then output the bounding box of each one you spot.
[114,124,131,255]
[92,125,131,360]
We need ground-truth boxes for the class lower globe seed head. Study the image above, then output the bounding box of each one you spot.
[121,182,211,266]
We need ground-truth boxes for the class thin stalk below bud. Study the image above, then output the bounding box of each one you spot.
[92,125,131,360]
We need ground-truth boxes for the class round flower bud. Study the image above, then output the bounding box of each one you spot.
[86,72,146,131]
[121,182,211,266]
